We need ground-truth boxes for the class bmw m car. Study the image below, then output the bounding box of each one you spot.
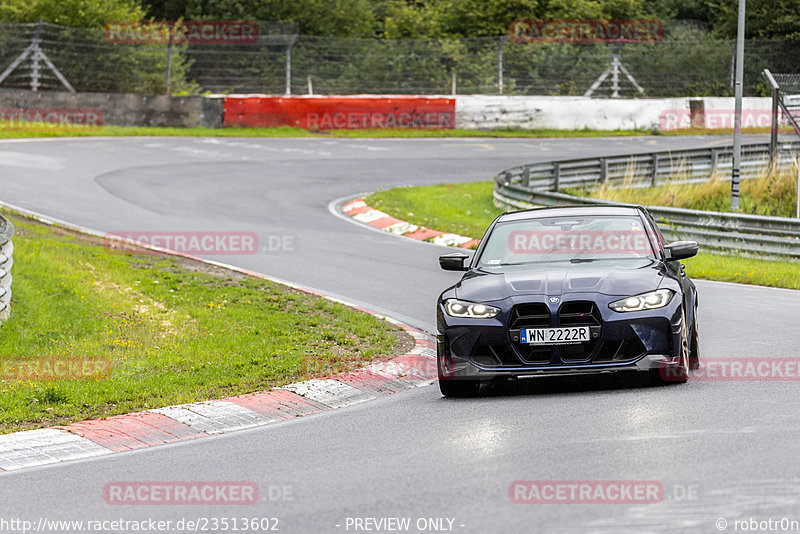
[436,205,699,397]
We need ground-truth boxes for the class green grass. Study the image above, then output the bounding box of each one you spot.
[568,168,798,218]
[0,122,785,139]
[366,181,800,291]
[681,253,800,290]
[368,181,501,239]
[0,213,404,433]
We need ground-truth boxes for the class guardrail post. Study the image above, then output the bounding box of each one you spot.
[710,149,718,173]
[553,162,560,191]
[521,166,530,188]
[651,154,658,187]
[600,159,607,182]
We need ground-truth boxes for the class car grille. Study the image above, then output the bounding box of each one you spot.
[557,301,601,362]
[501,300,645,366]
[509,303,551,329]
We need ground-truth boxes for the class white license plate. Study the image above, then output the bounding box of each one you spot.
[521,326,590,345]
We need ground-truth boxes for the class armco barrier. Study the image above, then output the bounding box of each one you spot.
[223,95,455,129]
[494,141,800,259]
[0,215,14,323]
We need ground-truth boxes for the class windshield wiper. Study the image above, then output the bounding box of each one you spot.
[569,258,598,263]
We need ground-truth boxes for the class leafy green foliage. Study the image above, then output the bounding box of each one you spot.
[0,0,144,28]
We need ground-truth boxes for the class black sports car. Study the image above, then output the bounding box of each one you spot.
[436,205,699,397]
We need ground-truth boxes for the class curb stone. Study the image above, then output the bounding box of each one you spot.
[341,199,480,249]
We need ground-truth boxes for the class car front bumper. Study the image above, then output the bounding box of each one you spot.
[437,295,683,381]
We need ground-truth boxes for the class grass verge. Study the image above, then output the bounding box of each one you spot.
[0,123,787,139]
[365,181,800,291]
[0,212,408,434]
[568,167,798,218]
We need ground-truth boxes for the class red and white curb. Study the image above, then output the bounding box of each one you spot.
[0,203,437,473]
[341,199,480,249]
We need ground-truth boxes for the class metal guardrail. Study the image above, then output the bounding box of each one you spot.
[0,214,13,323]
[494,141,800,259]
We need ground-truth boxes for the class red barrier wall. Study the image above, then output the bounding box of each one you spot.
[223,96,455,130]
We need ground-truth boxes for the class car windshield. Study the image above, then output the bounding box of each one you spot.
[477,214,658,269]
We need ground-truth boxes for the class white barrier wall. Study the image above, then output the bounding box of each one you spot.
[455,96,773,131]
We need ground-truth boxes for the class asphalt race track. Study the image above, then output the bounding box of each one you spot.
[2,135,800,533]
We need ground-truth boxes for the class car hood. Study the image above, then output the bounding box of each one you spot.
[454,260,666,303]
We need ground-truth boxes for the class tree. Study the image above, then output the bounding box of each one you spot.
[0,0,144,27]
[709,0,800,41]
[140,0,376,37]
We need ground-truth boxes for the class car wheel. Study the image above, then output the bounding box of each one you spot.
[439,379,481,397]
[650,309,690,385]
[689,304,700,370]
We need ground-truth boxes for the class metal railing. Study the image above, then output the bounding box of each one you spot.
[494,141,800,259]
[0,215,14,323]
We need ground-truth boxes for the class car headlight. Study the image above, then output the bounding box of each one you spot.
[609,289,674,312]
[444,299,500,319]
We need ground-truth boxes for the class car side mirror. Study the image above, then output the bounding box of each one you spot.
[664,241,698,261]
[439,253,470,271]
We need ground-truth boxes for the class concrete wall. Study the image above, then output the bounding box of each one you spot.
[455,95,774,131]
[0,89,224,128]
[0,90,778,131]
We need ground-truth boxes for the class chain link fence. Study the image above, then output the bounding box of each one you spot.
[0,21,797,97]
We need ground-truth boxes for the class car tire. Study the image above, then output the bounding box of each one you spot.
[650,309,690,385]
[439,379,481,397]
[689,304,700,370]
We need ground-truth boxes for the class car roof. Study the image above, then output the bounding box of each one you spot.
[497,204,645,223]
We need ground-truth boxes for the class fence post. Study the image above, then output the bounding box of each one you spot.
[30,22,42,91]
[285,34,298,95]
[600,159,608,182]
[521,167,530,188]
[165,31,173,95]
[497,35,508,95]
[651,154,658,187]
[451,71,456,96]
[553,162,560,191]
